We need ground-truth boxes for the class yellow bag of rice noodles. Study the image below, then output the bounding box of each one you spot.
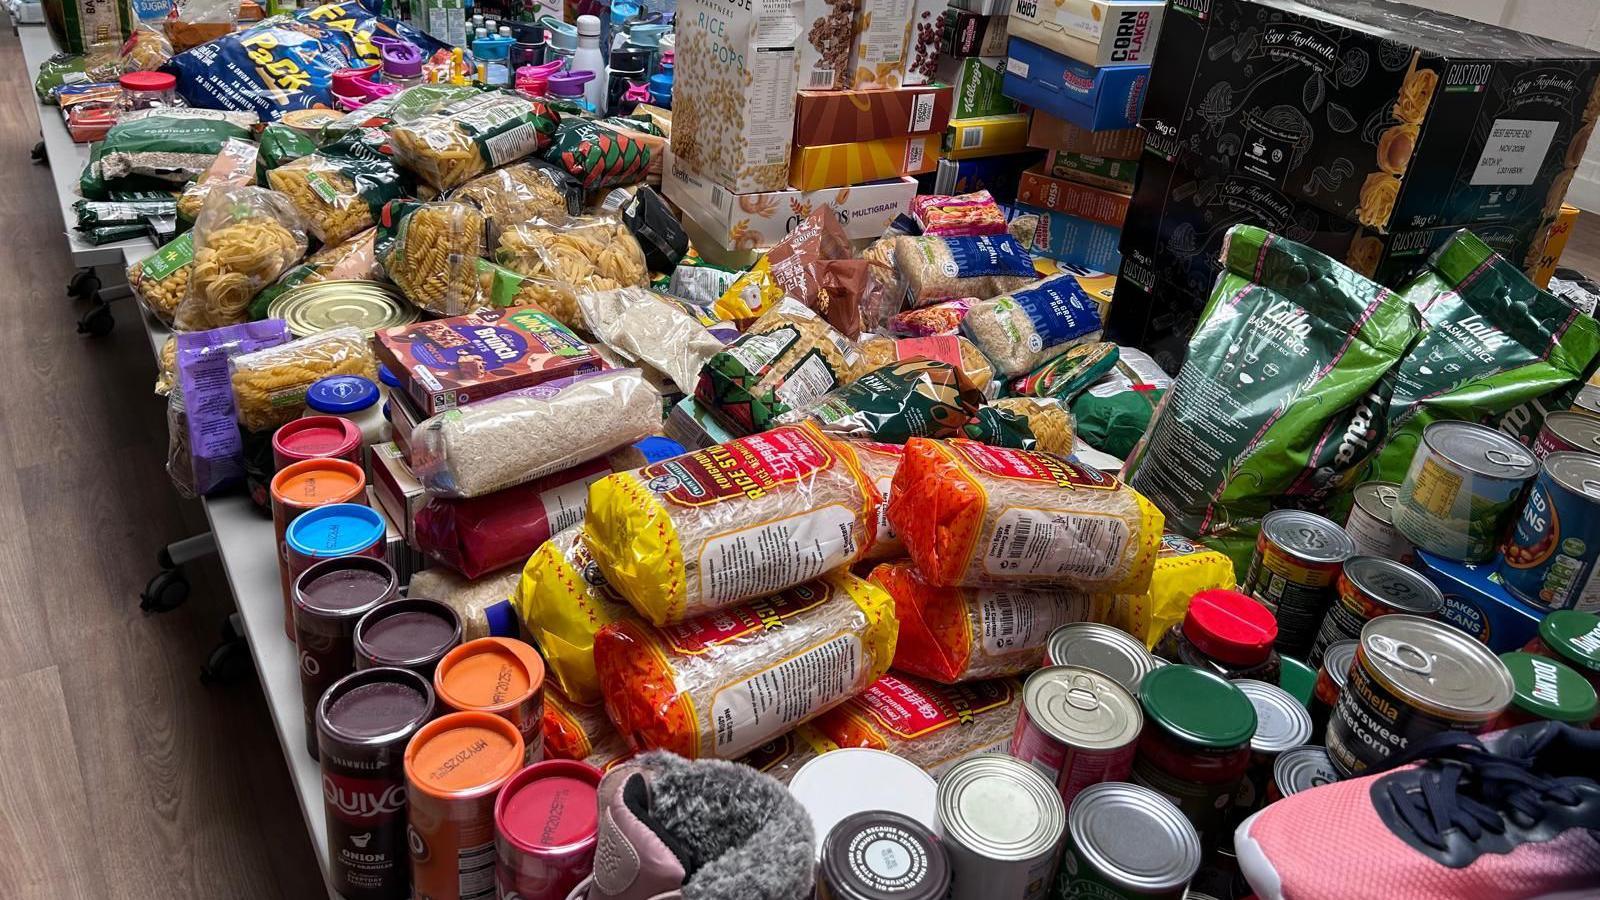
[512,525,631,704]
[1101,532,1236,648]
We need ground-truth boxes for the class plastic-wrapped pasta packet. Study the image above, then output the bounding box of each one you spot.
[155,335,177,396]
[541,117,655,190]
[496,214,651,304]
[849,441,905,562]
[177,137,257,223]
[376,199,486,317]
[870,560,1091,683]
[888,438,1163,593]
[228,325,376,432]
[388,92,560,193]
[577,287,727,395]
[266,130,409,245]
[473,258,581,328]
[856,333,997,397]
[543,683,633,771]
[249,227,386,319]
[255,123,318,185]
[127,232,193,327]
[964,397,1077,456]
[514,525,632,704]
[172,186,308,332]
[808,672,1022,776]
[895,234,1037,308]
[449,159,580,243]
[1103,532,1236,648]
[407,565,521,641]
[1009,342,1120,401]
[593,570,898,759]
[962,274,1105,378]
[889,299,977,337]
[774,358,983,443]
[584,422,880,625]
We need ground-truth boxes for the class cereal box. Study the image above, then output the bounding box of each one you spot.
[939,55,1018,119]
[1027,111,1143,157]
[902,0,949,86]
[942,112,1031,160]
[847,0,913,88]
[795,85,954,145]
[797,0,859,91]
[1017,167,1131,227]
[942,11,1009,58]
[1007,0,1163,67]
[1531,204,1580,289]
[790,133,941,190]
[1002,37,1149,131]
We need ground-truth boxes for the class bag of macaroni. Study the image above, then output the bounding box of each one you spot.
[591,570,898,759]
[887,438,1162,594]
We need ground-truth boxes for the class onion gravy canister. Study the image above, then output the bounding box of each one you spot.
[355,597,463,681]
[294,555,398,759]
[405,711,525,900]
[271,457,366,637]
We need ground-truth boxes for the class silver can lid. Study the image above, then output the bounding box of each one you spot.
[1272,746,1340,798]
[1543,451,1600,501]
[1233,680,1313,754]
[937,755,1065,862]
[1260,509,1356,564]
[1342,556,1444,615]
[1022,666,1142,751]
[1043,623,1155,695]
[1360,615,1514,719]
[1421,421,1537,481]
[1065,783,1200,892]
[1544,412,1600,455]
[1352,481,1401,524]
[1321,640,1358,689]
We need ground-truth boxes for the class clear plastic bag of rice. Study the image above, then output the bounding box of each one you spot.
[584,422,881,625]
[577,287,730,395]
[962,273,1105,377]
[407,565,521,641]
[411,369,661,499]
[895,234,1037,308]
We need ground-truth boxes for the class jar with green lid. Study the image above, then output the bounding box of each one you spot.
[1276,656,1317,708]
[1522,609,1600,705]
[1491,651,1598,729]
[1131,665,1257,846]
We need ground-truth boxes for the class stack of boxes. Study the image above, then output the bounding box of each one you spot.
[931,0,1036,199]
[1000,0,1165,271]
[1107,0,1600,371]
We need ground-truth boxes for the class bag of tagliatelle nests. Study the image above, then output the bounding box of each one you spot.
[1122,225,1420,568]
[808,672,1023,776]
[888,438,1162,594]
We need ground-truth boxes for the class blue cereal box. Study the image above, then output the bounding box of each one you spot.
[1001,37,1148,131]
[1411,549,1546,653]
[1017,202,1121,272]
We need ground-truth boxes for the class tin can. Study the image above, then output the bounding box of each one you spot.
[271,457,366,637]
[1010,666,1142,809]
[1326,616,1513,778]
[1131,666,1256,845]
[267,279,418,339]
[1532,410,1600,460]
[1522,609,1600,701]
[405,710,526,900]
[1343,481,1415,564]
[1572,383,1600,419]
[937,755,1065,900]
[1043,623,1158,696]
[1500,451,1600,611]
[355,597,463,680]
[1393,421,1537,563]
[819,810,952,900]
[272,415,363,472]
[1266,746,1339,805]
[1309,556,1444,666]
[790,749,939,861]
[1489,652,1598,730]
[1230,680,1312,822]
[317,666,433,900]
[285,503,388,597]
[1310,639,1357,743]
[1054,783,1199,900]
[294,555,399,759]
[434,638,547,765]
[1241,510,1355,659]
[493,759,602,900]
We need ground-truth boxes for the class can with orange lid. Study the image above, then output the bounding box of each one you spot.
[272,415,363,472]
[434,637,547,764]
[271,457,366,637]
[494,759,603,900]
[406,711,526,900]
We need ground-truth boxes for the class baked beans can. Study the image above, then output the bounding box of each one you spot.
[1266,746,1339,805]
[1533,410,1600,460]
[492,759,603,900]
[1325,615,1513,778]
[1308,556,1444,666]
[272,415,363,472]
[285,502,388,594]
[1010,666,1142,809]
[405,711,526,900]
[1241,509,1355,659]
[294,555,399,759]
[1054,783,1199,900]
[271,457,366,637]
[434,638,547,765]
[1043,623,1158,696]
[1392,421,1537,563]
[317,666,433,899]
[1310,639,1357,743]
[820,810,952,900]
[1230,680,1312,821]
[936,755,1066,900]
[1499,451,1600,611]
[1343,481,1416,564]
[355,597,463,680]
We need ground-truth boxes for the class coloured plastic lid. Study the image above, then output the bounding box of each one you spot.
[496,759,602,852]
[1277,655,1317,707]
[307,374,379,414]
[549,71,596,97]
[274,415,360,459]
[1501,652,1598,723]
[634,435,685,464]
[434,637,544,712]
[119,71,176,92]
[1138,664,1258,750]
[406,711,524,798]
[378,363,400,388]
[286,503,386,559]
[1181,589,1277,666]
[382,41,424,77]
[271,457,364,504]
[1540,610,1600,674]
[577,13,600,36]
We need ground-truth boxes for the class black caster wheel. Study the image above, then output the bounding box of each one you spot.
[30,140,45,164]
[140,567,190,613]
[77,304,114,337]
[67,269,100,299]
[200,615,252,686]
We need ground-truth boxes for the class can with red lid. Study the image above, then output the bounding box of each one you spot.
[273,415,363,472]
[355,597,462,680]
[1008,665,1142,809]
[271,457,366,637]
[435,637,547,764]
[405,711,526,900]
[493,759,603,900]
[294,555,399,759]
[1153,589,1280,683]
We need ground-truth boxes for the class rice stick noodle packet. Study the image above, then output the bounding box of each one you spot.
[889,438,1162,594]
[513,525,631,704]
[808,672,1022,775]
[592,570,898,758]
[584,422,880,625]
[870,561,1091,683]
[850,441,905,562]
[543,683,632,770]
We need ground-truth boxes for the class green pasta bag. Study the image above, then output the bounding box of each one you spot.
[1123,224,1421,568]
[543,119,653,190]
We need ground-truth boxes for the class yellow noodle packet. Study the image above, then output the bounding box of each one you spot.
[512,526,630,704]
[1099,532,1236,648]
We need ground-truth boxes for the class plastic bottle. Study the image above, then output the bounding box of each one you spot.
[548,70,597,114]
[648,72,672,109]
[514,59,565,98]
[573,15,607,114]
[544,16,577,66]
[510,21,546,69]
[610,2,639,51]
[606,47,650,116]
[382,42,426,88]
[474,33,514,86]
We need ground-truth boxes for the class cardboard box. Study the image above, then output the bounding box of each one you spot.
[847,0,913,88]
[797,0,858,91]
[386,386,425,461]
[1007,0,1164,67]
[943,112,1031,159]
[1019,202,1122,271]
[1002,37,1149,131]
[950,0,1011,14]
[1532,204,1581,289]
[670,0,802,193]
[1028,111,1143,157]
[1045,150,1140,193]
[369,488,427,585]
[1411,550,1545,653]
[794,85,953,146]
[790,133,940,189]
[369,441,426,549]
[926,152,1043,201]
[903,0,948,85]
[939,56,1018,119]
[1140,0,1600,233]
[1017,167,1131,226]
[943,10,1009,57]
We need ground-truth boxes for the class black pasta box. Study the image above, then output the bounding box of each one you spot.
[1136,0,1600,234]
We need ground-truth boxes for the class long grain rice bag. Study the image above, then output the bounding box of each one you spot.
[808,672,1022,775]
[585,422,880,625]
[513,525,631,704]
[870,560,1091,683]
[852,441,905,562]
[406,566,521,641]
[543,683,633,771]
[593,571,898,758]
[888,438,1162,593]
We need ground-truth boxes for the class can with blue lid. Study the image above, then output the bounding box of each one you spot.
[286,502,388,593]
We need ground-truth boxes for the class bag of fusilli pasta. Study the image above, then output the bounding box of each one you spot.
[473,258,580,326]
[449,159,580,243]
[266,129,409,245]
[173,186,308,332]
[176,137,257,224]
[389,93,560,193]
[376,199,487,317]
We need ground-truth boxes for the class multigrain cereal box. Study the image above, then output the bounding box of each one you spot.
[671,0,803,193]
[1140,0,1600,233]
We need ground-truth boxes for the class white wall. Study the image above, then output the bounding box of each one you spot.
[1433,0,1600,211]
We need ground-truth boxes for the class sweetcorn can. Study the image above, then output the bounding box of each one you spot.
[1532,410,1600,460]
[405,711,526,900]
[1053,783,1200,900]
[1342,481,1415,564]
[937,755,1066,900]
[1499,452,1600,611]
[434,638,547,765]
[493,759,603,900]
[1241,510,1354,659]
[1010,666,1142,809]
[1392,421,1537,563]
[271,457,366,637]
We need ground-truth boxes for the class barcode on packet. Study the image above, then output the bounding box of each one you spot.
[961,126,986,150]
[1006,518,1034,559]
[997,599,1017,635]
[808,68,836,89]
[711,185,732,214]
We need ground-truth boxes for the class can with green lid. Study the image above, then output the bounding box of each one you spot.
[1053,783,1199,900]
[1131,665,1257,844]
[1524,609,1600,705]
[268,280,418,339]
[1276,656,1316,708]
[1496,651,1598,728]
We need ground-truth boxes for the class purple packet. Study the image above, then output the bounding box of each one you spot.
[172,319,291,496]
